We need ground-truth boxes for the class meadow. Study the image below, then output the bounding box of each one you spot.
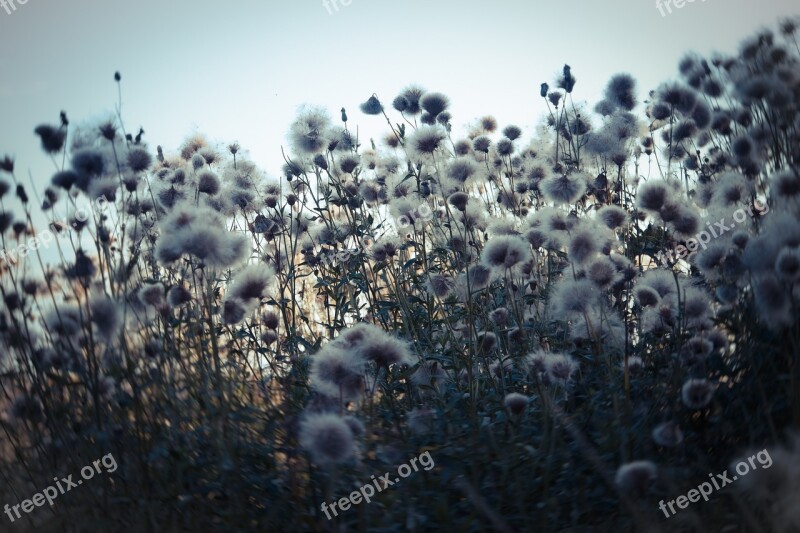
[0,20,799,532]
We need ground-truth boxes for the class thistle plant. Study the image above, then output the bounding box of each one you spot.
[0,20,799,532]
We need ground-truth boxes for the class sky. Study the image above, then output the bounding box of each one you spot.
[0,0,798,198]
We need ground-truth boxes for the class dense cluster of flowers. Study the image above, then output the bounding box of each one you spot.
[0,21,798,531]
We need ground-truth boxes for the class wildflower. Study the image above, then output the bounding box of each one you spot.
[539,83,549,97]
[426,274,454,298]
[299,413,356,465]
[478,332,497,354]
[198,171,220,195]
[773,171,800,203]
[775,246,800,282]
[420,92,449,117]
[411,360,448,387]
[262,311,280,330]
[288,106,331,155]
[138,282,166,309]
[15,185,28,204]
[227,264,275,302]
[652,421,684,447]
[325,126,356,153]
[544,353,579,384]
[34,124,66,154]
[504,393,529,416]
[155,206,250,269]
[447,158,479,184]
[338,153,360,174]
[692,100,712,129]
[549,279,598,318]
[167,285,192,307]
[711,173,750,208]
[587,256,619,289]
[65,249,96,280]
[604,73,637,111]
[44,305,82,336]
[128,147,153,172]
[681,379,715,410]
[682,287,711,323]
[694,243,728,280]
[669,207,701,237]
[594,100,616,116]
[71,149,106,191]
[359,95,383,115]
[473,136,491,153]
[680,337,713,366]
[458,263,491,293]
[638,269,678,298]
[503,125,522,141]
[560,64,576,93]
[354,328,413,368]
[392,95,409,112]
[88,178,118,203]
[753,274,793,329]
[637,181,670,212]
[310,345,366,401]
[222,299,247,324]
[489,307,509,325]
[481,235,532,270]
[615,461,657,495]
[198,147,217,165]
[448,192,469,211]
[523,351,547,377]
[495,138,514,157]
[567,227,600,265]
[157,185,186,209]
[540,172,587,204]
[397,86,425,115]
[0,156,13,174]
[489,357,513,378]
[179,134,208,160]
[597,205,629,230]
[548,91,563,107]
[261,329,278,345]
[90,296,120,339]
[406,125,447,162]
[658,83,697,114]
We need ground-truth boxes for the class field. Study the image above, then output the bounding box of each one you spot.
[0,19,799,532]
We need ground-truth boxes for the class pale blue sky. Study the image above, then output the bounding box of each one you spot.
[0,0,797,189]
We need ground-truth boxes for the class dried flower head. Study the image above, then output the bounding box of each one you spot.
[652,421,684,447]
[504,393,529,416]
[299,413,356,465]
[310,345,366,401]
[681,378,715,410]
[615,461,657,496]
